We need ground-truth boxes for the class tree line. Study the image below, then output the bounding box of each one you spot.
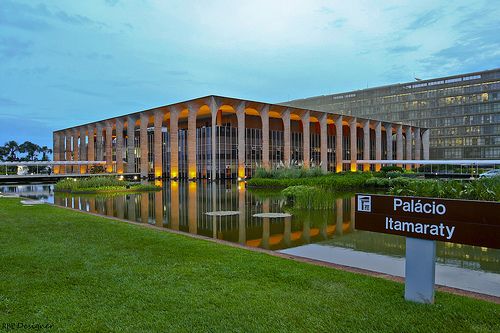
[0,141,52,162]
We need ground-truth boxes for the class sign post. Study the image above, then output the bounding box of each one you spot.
[355,194,499,304]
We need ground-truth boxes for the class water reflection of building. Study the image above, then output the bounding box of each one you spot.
[53,182,500,273]
[53,96,428,178]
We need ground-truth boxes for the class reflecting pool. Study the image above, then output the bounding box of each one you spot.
[1,181,499,295]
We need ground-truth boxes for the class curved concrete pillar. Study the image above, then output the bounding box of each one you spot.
[187,105,197,179]
[261,105,270,169]
[385,123,393,161]
[335,116,343,172]
[396,124,403,166]
[422,129,430,160]
[79,127,87,174]
[414,127,422,165]
[362,120,370,171]
[349,118,357,172]
[139,113,149,178]
[209,97,219,179]
[105,122,113,173]
[116,118,124,174]
[375,121,382,171]
[169,108,179,179]
[405,126,412,170]
[236,102,246,178]
[126,116,136,173]
[65,131,71,173]
[96,123,103,162]
[301,111,310,168]
[282,109,291,166]
[87,125,95,163]
[53,132,61,174]
[154,110,163,179]
[319,114,328,172]
[72,129,79,173]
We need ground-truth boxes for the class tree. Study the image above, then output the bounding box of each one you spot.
[39,146,52,161]
[3,141,20,161]
[19,141,41,161]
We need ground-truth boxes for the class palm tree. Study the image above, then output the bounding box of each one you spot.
[3,141,20,161]
[39,146,53,161]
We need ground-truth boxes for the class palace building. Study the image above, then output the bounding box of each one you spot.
[284,68,500,160]
[52,95,428,179]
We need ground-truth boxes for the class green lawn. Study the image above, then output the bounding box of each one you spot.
[0,198,498,332]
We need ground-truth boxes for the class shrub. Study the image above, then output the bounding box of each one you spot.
[282,185,335,209]
[381,166,404,173]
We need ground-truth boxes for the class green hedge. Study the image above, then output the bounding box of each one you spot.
[54,177,160,193]
[247,172,372,189]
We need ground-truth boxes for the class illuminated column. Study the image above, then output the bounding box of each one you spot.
[422,129,430,160]
[335,116,343,172]
[385,123,393,161]
[414,127,422,163]
[65,131,71,173]
[72,129,79,173]
[105,122,113,173]
[153,110,163,179]
[362,120,370,171]
[302,111,310,168]
[210,97,219,179]
[405,126,412,170]
[236,102,245,179]
[53,132,60,174]
[96,123,103,162]
[261,105,270,169]
[238,185,246,245]
[349,118,357,172]
[87,125,95,164]
[375,121,382,171]
[187,105,197,179]
[140,113,149,178]
[170,108,179,179]
[117,195,125,220]
[282,109,291,166]
[396,124,403,166]
[319,114,328,172]
[170,181,179,230]
[188,182,197,234]
[126,116,136,173]
[116,118,124,174]
[79,127,87,174]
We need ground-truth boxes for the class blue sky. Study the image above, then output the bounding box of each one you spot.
[1,0,499,148]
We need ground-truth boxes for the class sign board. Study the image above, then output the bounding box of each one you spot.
[355,194,499,249]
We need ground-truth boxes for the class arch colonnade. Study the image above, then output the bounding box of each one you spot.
[52,95,429,179]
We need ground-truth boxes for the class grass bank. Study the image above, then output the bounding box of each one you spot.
[247,172,372,189]
[54,176,160,194]
[0,198,499,332]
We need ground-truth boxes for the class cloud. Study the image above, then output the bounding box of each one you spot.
[387,45,421,54]
[0,97,21,107]
[0,37,33,59]
[0,0,105,31]
[406,9,441,30]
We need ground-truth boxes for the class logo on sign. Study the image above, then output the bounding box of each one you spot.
[358,195,372,212]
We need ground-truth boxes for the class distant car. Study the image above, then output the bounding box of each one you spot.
[479,169,500,178]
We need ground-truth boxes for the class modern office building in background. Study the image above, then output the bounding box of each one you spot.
[284,68,500,160]
[52,96,427,179]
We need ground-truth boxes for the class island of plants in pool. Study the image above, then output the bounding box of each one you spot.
[247,166,500,209]
[54,176,161,193]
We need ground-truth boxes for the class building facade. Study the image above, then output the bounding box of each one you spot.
[284,68,500,160]
[52,95,428,179]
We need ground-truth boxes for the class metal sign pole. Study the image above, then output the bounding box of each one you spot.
[405,237,436,303]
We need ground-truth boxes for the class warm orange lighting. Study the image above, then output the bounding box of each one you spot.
[80,166,87,174]
[350,163,357,172]
[375,164,381,172]
[170,168,178,179]
[238,167,245,179]
[363,164,370,172]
